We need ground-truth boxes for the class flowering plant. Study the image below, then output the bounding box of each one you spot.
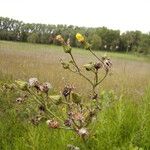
[3,33,112,145]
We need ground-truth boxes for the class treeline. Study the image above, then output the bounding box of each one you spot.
[0,17,150,54]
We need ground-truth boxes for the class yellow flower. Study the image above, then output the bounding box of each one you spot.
[76,33,84,42]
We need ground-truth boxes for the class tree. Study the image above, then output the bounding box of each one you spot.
[27,33,39,43]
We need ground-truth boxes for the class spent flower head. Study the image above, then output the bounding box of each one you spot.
[28,78,38,87]
[77,128,89,137]
[56,35,65,44]
[46,119,60,129]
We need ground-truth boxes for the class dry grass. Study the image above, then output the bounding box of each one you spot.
[0,40,150,99]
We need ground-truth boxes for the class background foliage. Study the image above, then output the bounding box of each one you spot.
[0,17,150,54]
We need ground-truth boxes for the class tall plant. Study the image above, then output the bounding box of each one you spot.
[6,33,112,142]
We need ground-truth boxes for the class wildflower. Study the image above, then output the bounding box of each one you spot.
[77,128,89,137]
[103,58,112,72]
[62,85,73,97]
[46,119,59,129]
[76,33,84,43]
[38,105,45,112]
[16,97,23,103]
[94,62,102,70]
[56,35,65,44]
[31,116,41,125]
[44,82,52,89]
[38,85,44,92]
[64,119,72,127]
[72,112,84,122]
[42,82,52,93]
[67,144,80,150]
[28,78,38,87]
[46,120,51,125]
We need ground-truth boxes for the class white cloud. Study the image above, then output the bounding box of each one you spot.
[0,0,150,33]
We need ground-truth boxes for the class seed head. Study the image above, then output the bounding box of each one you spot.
[28,78,39,87]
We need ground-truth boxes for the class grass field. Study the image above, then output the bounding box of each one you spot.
[0,40,150,150]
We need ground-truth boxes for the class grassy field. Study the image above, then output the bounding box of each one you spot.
[0,40,150,150]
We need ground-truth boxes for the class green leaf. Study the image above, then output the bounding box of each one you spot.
[49,95,62,105]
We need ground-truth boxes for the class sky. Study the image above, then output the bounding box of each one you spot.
[0,0,150,33]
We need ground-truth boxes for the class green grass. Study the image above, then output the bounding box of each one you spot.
[0,40,150,150]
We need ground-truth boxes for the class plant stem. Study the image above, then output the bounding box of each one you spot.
[96,71,108,86]
[89,48,104,64]
[69,52,94,86]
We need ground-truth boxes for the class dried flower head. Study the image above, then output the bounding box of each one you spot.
[64,119,72,127]
[39,105,45,112]
[77,128,89,137]
[16,97,23,103]
[29,78,39,87]
[72,112,84,122]
[76,33,84,43]
[46,119,60,129]
[62,85,74,97]
[103,58,112,72]
[67,144,80,150]
[94,62,102,70]
[56,35,65,44]
[42,82,52,93]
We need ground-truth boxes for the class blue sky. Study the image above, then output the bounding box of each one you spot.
[0,0,150,33]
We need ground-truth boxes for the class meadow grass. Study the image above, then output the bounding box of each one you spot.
[0,40,150,150]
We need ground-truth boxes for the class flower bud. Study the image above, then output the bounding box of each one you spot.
[15,80,28,90]
[61,61,70,69]
[72,92,82,104]
[63,45,72,53]
[83,63,94,71]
